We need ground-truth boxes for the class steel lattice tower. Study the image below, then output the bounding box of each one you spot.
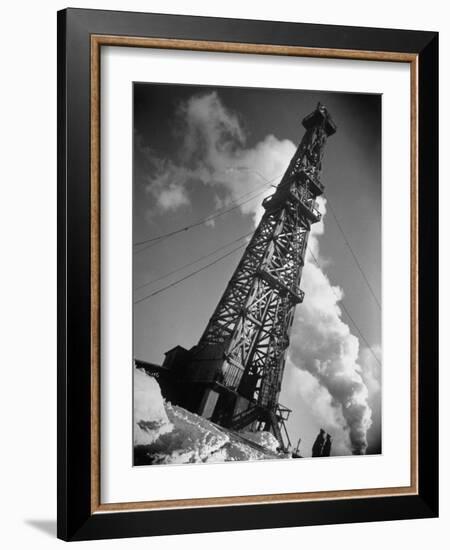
[167,103,336,450]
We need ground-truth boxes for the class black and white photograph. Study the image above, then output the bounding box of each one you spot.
[132,83,382,465]
[0,0,443,546]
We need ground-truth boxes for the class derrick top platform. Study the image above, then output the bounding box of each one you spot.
[302,103,337,136]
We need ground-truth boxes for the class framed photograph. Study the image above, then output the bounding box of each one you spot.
[57,8,438,541]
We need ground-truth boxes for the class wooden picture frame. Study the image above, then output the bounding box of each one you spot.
[57,7,438,541]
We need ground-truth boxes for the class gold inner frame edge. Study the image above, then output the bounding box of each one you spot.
[90,34,419,514]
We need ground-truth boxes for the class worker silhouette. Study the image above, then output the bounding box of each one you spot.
[322,434,332,457]
[312,429,326,457]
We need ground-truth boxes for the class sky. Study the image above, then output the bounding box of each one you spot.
[133,82,382,457]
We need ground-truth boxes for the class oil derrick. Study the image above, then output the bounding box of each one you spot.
[165,103,336,451]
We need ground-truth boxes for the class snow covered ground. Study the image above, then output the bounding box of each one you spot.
[134,368,288,465]
[134,368,174,446]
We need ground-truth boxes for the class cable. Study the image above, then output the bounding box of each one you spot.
[325,197,381,311]
[226,166,272,183]
[134,172,282,251]
[134,181,271,248]
[308,249,382,367]
[134,188,266,254]
[135,230,253,291]
[134,242,246,305]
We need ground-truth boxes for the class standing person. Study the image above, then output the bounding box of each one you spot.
[322,434,332,457]
[312,429,326,457]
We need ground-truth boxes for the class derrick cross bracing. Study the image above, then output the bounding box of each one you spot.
[182,103,337,451]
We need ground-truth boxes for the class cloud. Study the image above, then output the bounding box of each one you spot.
[359,345,382,453]
[138,91,296,222]
[156,178,190,212]
[175,90,246,160]
[359,345,382,397]
[286,205,376,455]
[285,366,352,456]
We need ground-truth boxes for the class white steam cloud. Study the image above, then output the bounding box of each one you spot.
[140,91,379,455]
[139,91,295,223]
[284,202,376,455]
